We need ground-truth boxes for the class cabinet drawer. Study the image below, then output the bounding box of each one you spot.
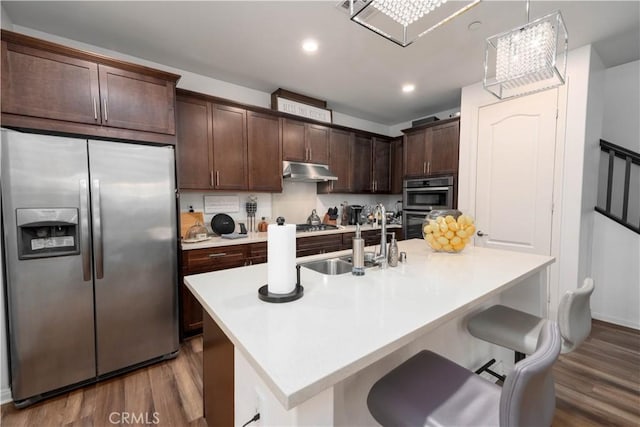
[182,245,248,274]
[296,234,343,257]
[248,242,267,265]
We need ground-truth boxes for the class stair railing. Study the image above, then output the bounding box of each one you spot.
[595,139,640,234]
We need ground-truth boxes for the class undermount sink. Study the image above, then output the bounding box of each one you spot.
[300,254,380,275]
[299,258,353,275]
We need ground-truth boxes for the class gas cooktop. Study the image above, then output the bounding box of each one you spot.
[295,224,339,232]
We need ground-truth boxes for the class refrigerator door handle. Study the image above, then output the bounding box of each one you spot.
[79,179,92,281]
[92,179,104,279]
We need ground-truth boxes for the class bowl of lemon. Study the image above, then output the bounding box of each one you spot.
[422,209,475,253]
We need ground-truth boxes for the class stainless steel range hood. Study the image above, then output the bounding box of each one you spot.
[283,161,338,182]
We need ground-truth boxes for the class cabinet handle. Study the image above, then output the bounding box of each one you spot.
[103,98,108,121]
[309,148,312,160]
[210,171,214,187]
[216,171,220,186]
[428,161,431,174]
[93,97,98,120]
[423,162,426,174]
[208,253,227,258]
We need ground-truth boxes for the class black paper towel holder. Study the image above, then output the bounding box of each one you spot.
[258,264,304,303]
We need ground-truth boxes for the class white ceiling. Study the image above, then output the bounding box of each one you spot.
[3,1,639,125]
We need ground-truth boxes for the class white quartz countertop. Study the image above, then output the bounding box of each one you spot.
[180,223,402,250]
[184,239,554,409]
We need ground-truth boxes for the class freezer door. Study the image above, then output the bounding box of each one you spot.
[88,140,178,375]
[0,130,96,401]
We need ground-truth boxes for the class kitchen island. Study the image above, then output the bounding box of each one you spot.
[184,239,554,426]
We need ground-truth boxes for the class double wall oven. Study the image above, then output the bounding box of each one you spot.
[403,176,455,240]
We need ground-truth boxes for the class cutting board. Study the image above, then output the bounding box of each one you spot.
[180,212,205,238]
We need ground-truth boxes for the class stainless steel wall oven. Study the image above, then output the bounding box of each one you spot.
[403,176,455,239]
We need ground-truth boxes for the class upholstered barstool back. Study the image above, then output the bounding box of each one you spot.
[558,277,595,353]
[468,277,595,356]
[499,321,561,426]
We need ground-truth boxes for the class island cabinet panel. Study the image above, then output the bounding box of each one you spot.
[352,134,373,193]
[296,234,343,257]
[403,118,460,178]
[176,95,213,189]
[203,312,234,427]
[317,128,352,193]
[390,137,404,194]
[247,111,282,192]
[1,30,179,145]
[282,118,329,164]
[212,104,248,190]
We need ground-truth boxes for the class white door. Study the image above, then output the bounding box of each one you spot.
[475,89,558,255]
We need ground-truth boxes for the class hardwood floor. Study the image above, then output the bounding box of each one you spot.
[1,338,206,427]
[2,320,639,426]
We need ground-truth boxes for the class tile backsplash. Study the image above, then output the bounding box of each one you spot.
[179,182,401,231]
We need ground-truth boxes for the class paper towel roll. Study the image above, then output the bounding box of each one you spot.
[267,223,297,294]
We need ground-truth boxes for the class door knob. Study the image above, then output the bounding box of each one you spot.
[477,230,488,237]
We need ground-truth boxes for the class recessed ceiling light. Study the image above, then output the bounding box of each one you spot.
[302,39,318,53]
[402,84,415,93]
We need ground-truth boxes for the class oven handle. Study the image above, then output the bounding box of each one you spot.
[405,186,451,192]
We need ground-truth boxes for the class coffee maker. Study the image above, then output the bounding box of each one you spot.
[345,205,364,225]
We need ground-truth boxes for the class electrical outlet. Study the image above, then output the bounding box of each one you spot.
[254,387,266,426]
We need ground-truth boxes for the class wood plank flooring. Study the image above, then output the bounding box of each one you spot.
[2,319,638,426]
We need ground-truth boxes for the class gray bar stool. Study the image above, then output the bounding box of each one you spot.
[468,278,594,359]
[367,321,561,427]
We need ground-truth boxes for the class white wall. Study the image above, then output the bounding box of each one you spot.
[388,107,461,137]
[602,61,640,152]
[591,60,640,329]
[1,4,13,30]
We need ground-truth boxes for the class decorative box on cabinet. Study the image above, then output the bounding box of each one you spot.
[1,30,179,145]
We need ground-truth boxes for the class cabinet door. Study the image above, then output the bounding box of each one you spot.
[282,118,306,162]
[248,111,282,192]
[212,104,248,190]
[428,120,460,175]
[307,124,329,164]
[390,138,404,194]
[296,234,343,257]
[98,65,176,134]
[352,135,373,192]
[404,130,428,177]
[176,96,213,189]
[373,138,390,193]
[1,41,100,125]
[324,128,352,193]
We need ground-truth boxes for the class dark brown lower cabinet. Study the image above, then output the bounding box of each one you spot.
[203,312,234,427]
[296,234,343,257]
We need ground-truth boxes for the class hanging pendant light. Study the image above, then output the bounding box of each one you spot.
[483,0,568,99]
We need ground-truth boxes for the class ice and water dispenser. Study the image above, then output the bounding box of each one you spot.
[16,208,80,260]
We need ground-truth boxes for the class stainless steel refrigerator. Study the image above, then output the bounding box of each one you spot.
[1,129,178,407]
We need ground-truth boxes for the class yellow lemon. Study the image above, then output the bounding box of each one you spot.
[437,236,449,245]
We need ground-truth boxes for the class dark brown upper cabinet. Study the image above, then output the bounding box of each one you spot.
[350,134,391,194]
[318,128,353,193]
[176,91,281,192]
[176,95,212,190]
[1,30,179,145]
[212,104,248,190]
[247,111,282,192]
[403,118,460,178]
[282,118,329,165]
[390,137,404,194]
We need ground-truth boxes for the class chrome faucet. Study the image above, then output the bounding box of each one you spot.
[374,203,388,269]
